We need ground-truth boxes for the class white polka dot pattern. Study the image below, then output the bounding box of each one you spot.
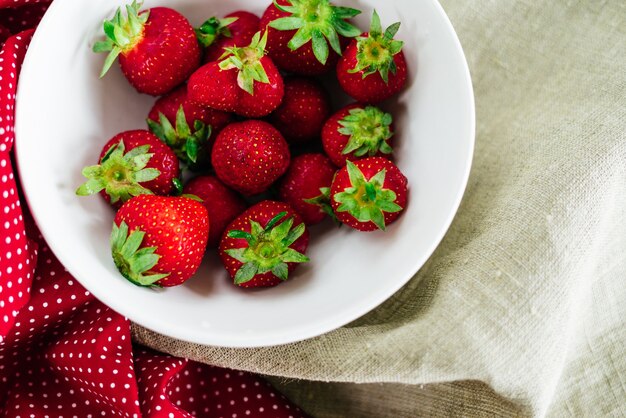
[0,4,310,417]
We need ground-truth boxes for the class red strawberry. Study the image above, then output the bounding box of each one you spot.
[278,154,337,225]
[93,2,201,96]
[211,120,290,196]
[184,176,247,247]
[219,201,309,288]
[147,85,233,168]
[197,11,261,63]
[268,77,331,144]
[330,158,407,231]
[322,103,394,167]
[187,31,284,118]
[112,195,209,287]
[260,0,362,75]
[76,130,180,207]
[337,11,408,104]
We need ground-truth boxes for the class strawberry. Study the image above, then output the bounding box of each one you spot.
[112,195,209,287]
[337,11,407,104]
[219,201,309,288]
[261,0,362,75]
[211,120,290,196]
[197,11,261,63]
[268,77,331,144]
[76,130,180,207]
[147,86,233,169]
[184,175,247,247]
[278,154,337,225]
[187,31,284,118]
[93,1,201,96]
[322,103,394,167]
[330,158,407,231]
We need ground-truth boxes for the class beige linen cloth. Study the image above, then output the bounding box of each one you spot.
[132,1,626,416]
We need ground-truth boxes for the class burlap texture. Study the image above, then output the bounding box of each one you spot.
[132,1,626,416]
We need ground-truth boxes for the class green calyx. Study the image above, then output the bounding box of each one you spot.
[195,16,238,48]
[269,0,362,65]
[76,140,160,205]
[349,10,403,83]
[110,221,169,287]
[147,105,212,167]
[334,161,402,231]
[93,0,149,78]
[303,187,340,224]
[219,31,270,95]
[225,212,310,285]
[338,106,393,157]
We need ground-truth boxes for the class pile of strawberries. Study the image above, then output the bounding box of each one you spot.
[77,0,409,289]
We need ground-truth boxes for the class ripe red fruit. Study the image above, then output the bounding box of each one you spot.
[112,195,209,287]
[268,77,331,144]
[187,31,284,118]
[184,176,247,247]
[211,120,291,196]
[337,11,408,104]
[219,201,309,288]
[147,86,233,168]
[76,130,180,207]
[93,2,201,96]
[322,103,394,167]
[278,154,337,225]
[330,158,407,231]
[260,0,362,75]
[197,11,261,63]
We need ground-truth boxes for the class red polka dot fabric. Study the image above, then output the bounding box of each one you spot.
[0,3,309,417]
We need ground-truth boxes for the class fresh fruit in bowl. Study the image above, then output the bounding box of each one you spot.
[187,31,284,118]
[219,201,309,288]
[112,194,209,287]
[83,0,412,290]
[76,130,180,207]
[93,1,201,96]
[261,0,362,75]
[197,11,261,63]
[337,10,408,103]
[322,103,394,167]
[211,120,291,196]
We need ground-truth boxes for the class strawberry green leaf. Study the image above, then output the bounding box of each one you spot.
[333,161,403,231]
[195,16,238,48]
[303,187,341,225]
[268,0,362,64]
[338,106,394,157]
[76,140,159,204]
[234,262,258,285]
[272,263,289,281]
[110,221,169,287]
[94,1,150,77]
[226,213,309,285]
[349,10,404,83]
[147,106,211,168]
[219,31,270,95]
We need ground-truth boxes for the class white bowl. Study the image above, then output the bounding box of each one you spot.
[15,0,474,347]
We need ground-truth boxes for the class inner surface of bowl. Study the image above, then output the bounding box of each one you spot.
[15,0,474,347]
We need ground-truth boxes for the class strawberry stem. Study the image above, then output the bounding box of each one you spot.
[338,106,393,157]
[110,221,169,287]
[147,105,212,167]
[218,31,270,95]
[225,212,309,284]
[195,16,238,48]
[333,161,402,231]
[268,0,362,64]
[93,1,150,77]
[76,140,160,205]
